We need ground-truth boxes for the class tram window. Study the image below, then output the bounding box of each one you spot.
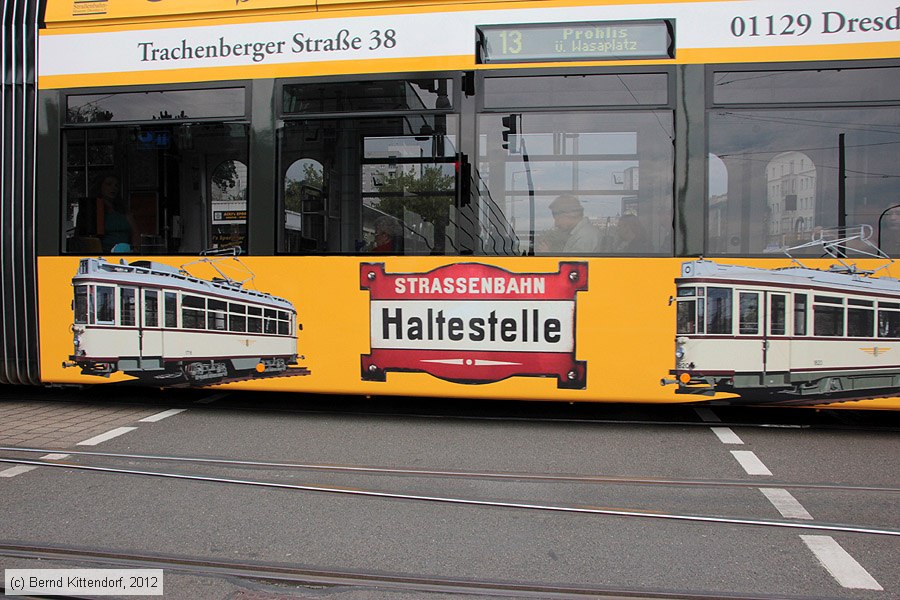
[144,290,159,328]
[63,119,249,255]
[74,287,88,324]
[264,308,277,334]
[707,66,900,256]
[208,299,227,331]
[676,300,696,334]
[848,307,874,337]
[210,160,248,252]
[738,293,759,335]
[814,304,844,337]
[483,74,668,108]
[712,67,900,105]
[247,306,262,333]
[229,303,247,333]
[677,287,695,297]
[794,294,807,336]
[67,88,245,122]
[283,79,453,114]
[164,292,178,328]
[95,286,115,324]
[878,310,900,338]
[477,110,673,256]
[769,294,786,336]
[706,287,732,334]
[277,310,290,335]
[182,294,206,330]
[278,114,460,255]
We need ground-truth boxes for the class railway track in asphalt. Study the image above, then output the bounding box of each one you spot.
[0,447,897,538]
[0,542,878,600]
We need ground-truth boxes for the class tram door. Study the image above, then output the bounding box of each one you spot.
[139,289,164,370]
[737,291,764,377]
[764,292,791,380]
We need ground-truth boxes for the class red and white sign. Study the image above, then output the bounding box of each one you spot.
[360,262,588,388]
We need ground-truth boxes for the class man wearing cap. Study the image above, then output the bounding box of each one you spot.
[540,194,602,254]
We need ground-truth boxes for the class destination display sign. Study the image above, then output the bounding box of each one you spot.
[477,20,673,63]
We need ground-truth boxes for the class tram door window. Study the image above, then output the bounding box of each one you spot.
[62,87,249,255]
[794,294,808,336]
[769,294,787,336]
[144,290,159,328]
[120,288,136,327]
[164,292,178,328]
[707,65,900,256]
[278,79,460,255]
[477,72,673,256]
[738,292,759,335]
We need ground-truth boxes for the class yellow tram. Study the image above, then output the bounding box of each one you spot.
[8,0,897,408]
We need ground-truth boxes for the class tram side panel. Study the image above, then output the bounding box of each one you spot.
[38,255,900,409]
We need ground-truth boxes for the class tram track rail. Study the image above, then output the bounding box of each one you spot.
[0,451,897,538]
[1,446,898,495]
[0,542,870,600]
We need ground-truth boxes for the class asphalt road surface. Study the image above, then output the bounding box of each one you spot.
[0,385,897,600]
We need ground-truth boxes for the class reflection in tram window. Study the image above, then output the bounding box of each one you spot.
[476,71,673,256]
[707,66,900,256]
[62,87,249,255]
[278,79,460,255]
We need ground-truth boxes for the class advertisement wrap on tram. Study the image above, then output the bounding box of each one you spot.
[33,0,900,409]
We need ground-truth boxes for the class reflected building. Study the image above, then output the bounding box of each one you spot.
[766,151,817,250]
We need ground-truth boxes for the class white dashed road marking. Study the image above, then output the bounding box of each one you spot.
[139,408,187,422]
[730,450,773,475]
[800,535,883,590]
[76,427,138,446]
[759,487,813,520]
[710,426,744,444]
[0,465,37,477]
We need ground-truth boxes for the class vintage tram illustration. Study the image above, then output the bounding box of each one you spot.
[63,257,308,385]
[664,228,900,403]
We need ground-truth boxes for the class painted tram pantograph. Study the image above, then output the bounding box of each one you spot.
[663,226,900,402]
[63,255,308,384]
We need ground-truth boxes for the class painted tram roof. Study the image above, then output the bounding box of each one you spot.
[73,258,295,311]
[677,259,900,297]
